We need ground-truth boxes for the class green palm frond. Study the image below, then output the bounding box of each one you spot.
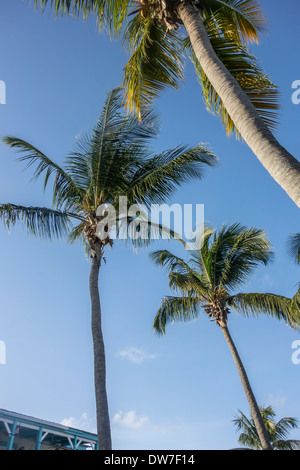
[153,295,200,335]
[31,0,119,24]
[233,409,261,449]
[200,0,266,44]
[214,224,272,290]
[68,88,160,204]
[150,249,196,281]
[183,30,279,137]
[229,292,299,329]
[116,210,183,251]
[126,143,218,207]
[67,220,87,243]
[32,0,98,19]
[0,203,71,239]
[194,223,272,290]
[2,136,84,211]
[287,233,300,264]
[123,15,185,116]
[150,248,212,295]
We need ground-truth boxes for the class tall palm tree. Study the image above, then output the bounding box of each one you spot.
[150,223,300,450]
[0,87,217,449]
[234,405,300,450]
[31,0,300,207]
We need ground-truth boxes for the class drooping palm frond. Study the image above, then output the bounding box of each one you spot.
[151,248,210,295]
[150,248,192,271]
[0,203,72,240]
[153,294,200,334]
[183,28,280,137]
[287,233,300,264]
[122,15,185,116]
[30,1,278,135]
[32,0,98,19]
[200,0,266,44]
[229,292,299,329]
[2,136,84,212]
[126,143,218,207]
[116,209,184,251]
[233,409,261,449]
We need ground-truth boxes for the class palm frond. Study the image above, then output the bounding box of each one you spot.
[193,223,272,290]
[233,409,261,450]
[150,249,193,273]
[200,0,266,44]
[69,88,160,205]
[117,212,183,250]
[0,203,71,240]
[153,295,200,335]
[2,136,83,211]
[287,233,300,264]
[150,248,210,294]
[32,0,98,19]
[123,15,185,116]
[127,143,218,207]
[214,224,273,290]
[183,30,280,137]
[230,292,300,329]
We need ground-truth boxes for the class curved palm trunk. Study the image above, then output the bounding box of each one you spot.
[89,254,112,450]
[177,1,300,208]
[220,324,273,450]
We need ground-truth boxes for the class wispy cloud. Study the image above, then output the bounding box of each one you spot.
[267,394,287,408]
[112,410,149,429]
[60,413,96,433]
[259,274,275,288]
[116,346,157,365]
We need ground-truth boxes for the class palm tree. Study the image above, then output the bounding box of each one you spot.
[0,87,217,449]
[31,0,300,207]
[234,405,300,450]
[150,223,300,450]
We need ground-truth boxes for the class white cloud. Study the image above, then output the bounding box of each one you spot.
[60,413,96,433]
[112,410,149,429]
[267,394,287,408]
[116,346,157,364]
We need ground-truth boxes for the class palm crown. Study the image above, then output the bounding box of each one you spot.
[32,0,279,138]
[0,87,217,255]
[150,223,299,333]
[234,405,300,450]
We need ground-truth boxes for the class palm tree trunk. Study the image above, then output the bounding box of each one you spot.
[89,253,112,450]
[177,1,300,208]
[220,324,273,450]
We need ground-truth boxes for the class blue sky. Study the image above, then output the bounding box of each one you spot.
[0,0,299,450]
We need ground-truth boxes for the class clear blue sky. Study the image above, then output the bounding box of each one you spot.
[0,0,299,450]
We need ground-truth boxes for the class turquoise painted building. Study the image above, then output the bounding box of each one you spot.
[0,409,98,450]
